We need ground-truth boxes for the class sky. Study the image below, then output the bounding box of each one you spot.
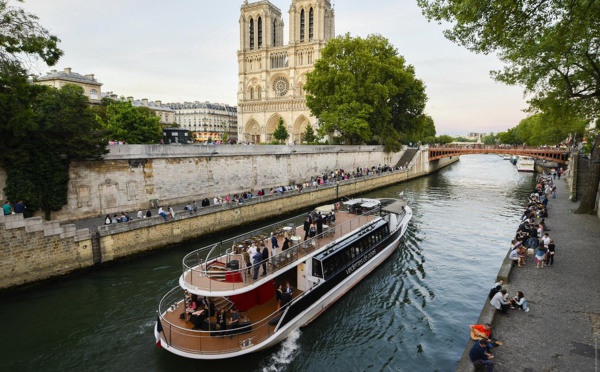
[21,0,529,136]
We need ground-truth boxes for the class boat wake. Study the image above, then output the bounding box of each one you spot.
[260,329,301,372]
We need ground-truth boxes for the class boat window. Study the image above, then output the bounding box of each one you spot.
[312,258,323,278]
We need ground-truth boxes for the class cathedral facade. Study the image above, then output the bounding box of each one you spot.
[237,0,335,144]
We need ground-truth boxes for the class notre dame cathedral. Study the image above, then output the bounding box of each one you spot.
[237,0,335,144]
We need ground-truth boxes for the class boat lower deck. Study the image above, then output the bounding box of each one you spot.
[159,288,303,356]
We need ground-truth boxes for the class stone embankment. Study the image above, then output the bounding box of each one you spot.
[456,176,600,371]
[0,150,458,291]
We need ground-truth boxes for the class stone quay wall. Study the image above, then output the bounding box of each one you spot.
[0,147,457,291]
[0,145,403,222]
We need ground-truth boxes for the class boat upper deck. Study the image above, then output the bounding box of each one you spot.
[181,210,379,294]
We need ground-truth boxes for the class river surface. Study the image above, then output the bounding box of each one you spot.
[0,155,537,372]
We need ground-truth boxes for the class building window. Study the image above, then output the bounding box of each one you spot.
[309,8,314,40]
[257,86,262,99]
[90,89,98,100]
[249,18,254,50]
[273,21,276,45]
[258,17,262,48]
[300,9,305,42]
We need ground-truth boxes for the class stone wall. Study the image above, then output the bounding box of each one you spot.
[0,213,93,290]
[0,145,401,222]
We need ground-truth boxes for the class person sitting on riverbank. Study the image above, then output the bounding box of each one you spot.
[510,291,529,312]
[158,206,168,221]
[469,338,494,372]
[490,289,510,317]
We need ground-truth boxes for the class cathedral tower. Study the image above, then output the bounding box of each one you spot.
[237,0,335,144]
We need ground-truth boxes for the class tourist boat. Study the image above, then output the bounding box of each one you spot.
[516,156,535,172]
[502,154,512,160]
[154,197,412,359]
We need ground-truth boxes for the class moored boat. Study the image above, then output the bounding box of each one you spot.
[516,156,535,172]
[155,197,412,359]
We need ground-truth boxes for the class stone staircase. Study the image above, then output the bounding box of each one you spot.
[395,148,419,168]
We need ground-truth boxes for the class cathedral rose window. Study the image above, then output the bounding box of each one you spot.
[273,77,289,96]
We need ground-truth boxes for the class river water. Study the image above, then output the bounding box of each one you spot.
[0,154,536,372]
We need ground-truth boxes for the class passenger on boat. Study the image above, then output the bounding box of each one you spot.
[261,244,269,276]
[271,232,279,255]
[242,248,251,275]
[252,250,262,280]
[329,210,336,225]
[275,284,283,309]
[303,216,311,241]
[229,307,240,329]
[190,305,208,330]
[316,212,323,236]
[282,233,290,251]
[217,308,227,330]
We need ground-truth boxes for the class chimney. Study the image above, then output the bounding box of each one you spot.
[127,96,133,102]
[85,74,95,80]
[64,67,72,75]
[155,100,162,106]
[50,69,57,73]
[142,98,149,105]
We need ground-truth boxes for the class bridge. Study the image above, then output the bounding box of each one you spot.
[428,146,570,163]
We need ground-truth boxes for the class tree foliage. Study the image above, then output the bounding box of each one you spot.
[1,82,107,219]
[418,0,600,214]
[304,33,430,151]
[99,100,162,144]
[0,0,62,71]
[303,123,317,143]
[273,118,289,143]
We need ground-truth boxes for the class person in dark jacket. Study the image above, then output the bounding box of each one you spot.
[261,244,269,276]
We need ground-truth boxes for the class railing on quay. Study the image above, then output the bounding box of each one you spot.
[181,212,380,292]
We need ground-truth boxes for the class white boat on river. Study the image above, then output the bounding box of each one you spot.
[155,197,412,359]
[516,156,535,172]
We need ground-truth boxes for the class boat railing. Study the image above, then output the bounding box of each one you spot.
[182,212,380,291]
[158,285,310,356]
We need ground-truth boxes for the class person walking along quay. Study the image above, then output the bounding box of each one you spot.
[462,175,600,371]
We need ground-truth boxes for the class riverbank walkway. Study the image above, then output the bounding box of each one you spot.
[458,177,600,371]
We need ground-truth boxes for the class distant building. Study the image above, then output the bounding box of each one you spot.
[162,128,189,144]
[168,101,238,143]
[35,67,102,104]
[102,93,176,125]
[466,132,487,142]
[237,0,335,144]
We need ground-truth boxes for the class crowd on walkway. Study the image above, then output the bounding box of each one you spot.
[101,163,406,226]
[469,172,559,371]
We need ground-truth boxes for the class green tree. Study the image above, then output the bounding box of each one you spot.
[482,133,496,146]
[273,118,289,143]
[496,129,519,145]
[418,0,600,213]
[303,123,317,143]
[304,33,429,151]
[2,84,107,220]
[0,0,62,71]
[435,135,454,144]
[100,100,162,144]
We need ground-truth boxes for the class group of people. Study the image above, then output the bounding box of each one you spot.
[302,210,335,241]
[240,241,271,280]
[2,200,26,216]
[510,174,557,269]
[472,173,559,370]
[184,293,242,333]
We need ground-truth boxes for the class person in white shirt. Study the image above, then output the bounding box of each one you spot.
[490,289,510,316]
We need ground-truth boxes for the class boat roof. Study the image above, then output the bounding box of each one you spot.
[343,198,380,208]
[314,204,335,213]
[382,200,407,214]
